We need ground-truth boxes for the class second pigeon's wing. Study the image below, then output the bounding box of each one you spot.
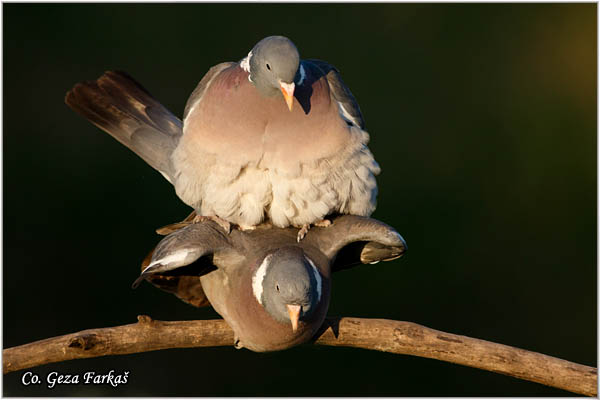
[306,215,407,272]
[134,221,235,308]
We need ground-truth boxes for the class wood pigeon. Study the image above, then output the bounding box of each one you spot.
[135,215,406,352]
[65,36,380,240]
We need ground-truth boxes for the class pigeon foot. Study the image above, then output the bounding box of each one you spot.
[296,219,332,242]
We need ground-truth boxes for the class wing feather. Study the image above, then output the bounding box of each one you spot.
[183,62,237,122]
[304,59,365,129]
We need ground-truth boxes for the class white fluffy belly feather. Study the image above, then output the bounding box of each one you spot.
[172,127,380,228]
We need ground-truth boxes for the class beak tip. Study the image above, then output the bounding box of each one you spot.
[279,82,295,112]
[286,304,301,332]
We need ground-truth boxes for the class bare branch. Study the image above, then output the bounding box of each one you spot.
[3,316,596,396]
[314,318,597,396]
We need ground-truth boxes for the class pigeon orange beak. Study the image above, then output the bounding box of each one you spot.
[286,304,301,331]
[279,81,295,111]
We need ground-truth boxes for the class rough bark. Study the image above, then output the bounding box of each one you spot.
[313,318,596,396]
[3,316,596,396]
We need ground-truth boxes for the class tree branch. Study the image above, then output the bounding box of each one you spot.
[3,316,596,396]
[314,318,596,396]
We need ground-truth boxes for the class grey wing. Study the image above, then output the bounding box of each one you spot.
[65,71,182,182]
[141,246,212,308]
[133,221,232,289]
[304,59,365,129]
[306,215,407,273]
[183,62,237,122]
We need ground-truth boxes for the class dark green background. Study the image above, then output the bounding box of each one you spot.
[3,3,596,396]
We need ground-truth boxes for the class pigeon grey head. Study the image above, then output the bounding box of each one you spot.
[246,36,300,110]
[253,246,321,331]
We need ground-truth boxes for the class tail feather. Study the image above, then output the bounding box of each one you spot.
[65,71,182,182]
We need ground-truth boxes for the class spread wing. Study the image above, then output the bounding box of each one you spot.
[306,215,407,273]
[133,222,232,294]
[140,246,212,308]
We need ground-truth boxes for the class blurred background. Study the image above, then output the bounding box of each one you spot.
[3,3,596,396]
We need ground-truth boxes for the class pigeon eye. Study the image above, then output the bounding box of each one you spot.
[266,63,271,71]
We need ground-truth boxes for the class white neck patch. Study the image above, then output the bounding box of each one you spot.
[297,64,306,86]
[252,253,272,304]
[305,256,322,303]
[240,50,252,72]
[240,50,253,82]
